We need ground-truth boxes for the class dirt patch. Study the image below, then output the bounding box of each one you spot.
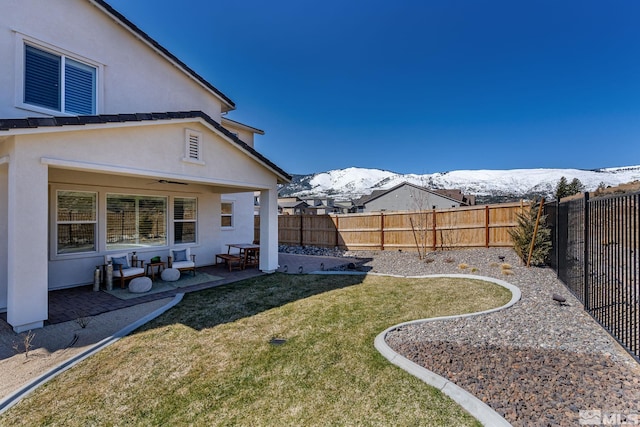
[0,298,173,401]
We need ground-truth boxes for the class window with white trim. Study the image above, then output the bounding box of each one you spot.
[221,201,234,228]
[106,194,167,250]
[56,191,97,254]
[174,197,197,244]
[184,129,202,163]
[24,44,97,115]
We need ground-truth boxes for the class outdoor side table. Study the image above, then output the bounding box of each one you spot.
[146,261,166,281]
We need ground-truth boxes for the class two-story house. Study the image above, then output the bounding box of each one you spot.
[0,0,290,332]
[353,182,471,213]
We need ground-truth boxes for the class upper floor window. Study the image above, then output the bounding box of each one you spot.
[24,44,96,115]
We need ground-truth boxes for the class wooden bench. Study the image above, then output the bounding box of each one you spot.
[215,253,243,272]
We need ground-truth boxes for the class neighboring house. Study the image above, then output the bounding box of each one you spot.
[277,197,310,215]
[434,189,476,206]
[353,182,470,213]
[332,200,354,214]
[301,197,342,215]
[0,0,290,332]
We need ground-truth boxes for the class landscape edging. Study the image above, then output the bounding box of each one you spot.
[368,273,520,427]
[0,293,185,415]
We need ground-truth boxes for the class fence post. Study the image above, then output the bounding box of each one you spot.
[432,209,437,251]
[299,215,303,247]
[335,215,339,248]
[380,212,385,250]
[485,205,490,248]
[555,201,560,278]
[583,192,590,310]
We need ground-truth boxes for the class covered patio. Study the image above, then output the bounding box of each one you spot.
[1,253,357,325]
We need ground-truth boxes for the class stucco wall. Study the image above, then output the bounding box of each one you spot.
[0,0,227,118]
[221,122,256,148]
[19,121,276,188]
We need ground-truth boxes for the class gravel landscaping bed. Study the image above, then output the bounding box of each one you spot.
[331,248,640,427]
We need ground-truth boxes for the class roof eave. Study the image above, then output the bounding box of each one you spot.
[221,117,265,135]
[0,111,291,184]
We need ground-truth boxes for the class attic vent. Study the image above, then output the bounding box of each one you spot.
[188,134,199,159]
[183,129,203,164]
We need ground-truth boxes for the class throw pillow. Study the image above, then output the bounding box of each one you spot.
[111,255,130,269]
[173,249,187,262]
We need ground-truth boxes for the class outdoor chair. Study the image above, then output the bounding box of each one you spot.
[168,247,196,276]
[105,252,145,288]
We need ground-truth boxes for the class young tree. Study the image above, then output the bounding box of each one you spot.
[555,176,570,200]
[508,198,552,266]
[568,178,585,196]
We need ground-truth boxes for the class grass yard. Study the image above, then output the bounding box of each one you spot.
[2,273,511,426]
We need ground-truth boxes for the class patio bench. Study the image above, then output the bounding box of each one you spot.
[215,253,243,272]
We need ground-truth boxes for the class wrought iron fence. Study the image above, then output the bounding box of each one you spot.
[547,192,639,362]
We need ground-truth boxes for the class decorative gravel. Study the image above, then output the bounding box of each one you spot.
[331,248,640,427]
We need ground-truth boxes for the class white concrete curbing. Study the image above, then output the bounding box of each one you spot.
[311,270,519,427]
[0,293,184,415]
[372,274,520,427]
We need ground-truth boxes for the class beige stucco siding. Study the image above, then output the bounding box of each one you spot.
[0,0,228,118]
[17,121,276,188]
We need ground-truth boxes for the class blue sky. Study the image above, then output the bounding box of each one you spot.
[107,0,640,175]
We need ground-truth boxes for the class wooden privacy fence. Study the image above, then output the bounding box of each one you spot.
[255,202,526,251]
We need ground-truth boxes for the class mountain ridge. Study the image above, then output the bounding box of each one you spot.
[279,165,640,204]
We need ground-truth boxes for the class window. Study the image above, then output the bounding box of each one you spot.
[56,191,97,254]
[221,202,234,228]
[174,197,197,244]
[24,44,96,115]
[183,129,203,163]
[106,194,167,250]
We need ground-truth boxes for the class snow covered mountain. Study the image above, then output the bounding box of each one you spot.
[279,165,640,203]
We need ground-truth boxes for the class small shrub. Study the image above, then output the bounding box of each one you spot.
[444,257,455,263]
[458,263,468,270]
[489,262,499,268]
[508,198,552,266]
[502,269,514,276]
[75,315,92,329]
[500,263,512,270]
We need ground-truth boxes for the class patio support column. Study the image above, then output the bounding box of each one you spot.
[0,159,8,313]
[7,149,48,332]
[258,187,278,273]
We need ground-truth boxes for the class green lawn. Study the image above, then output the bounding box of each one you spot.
[2,273,511,426]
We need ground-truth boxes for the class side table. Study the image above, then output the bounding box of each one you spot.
[146,261,166,281]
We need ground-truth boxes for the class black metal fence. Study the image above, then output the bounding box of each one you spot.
[546,192,639,362]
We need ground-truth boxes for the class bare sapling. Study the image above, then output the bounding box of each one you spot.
[13,330,36,359]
